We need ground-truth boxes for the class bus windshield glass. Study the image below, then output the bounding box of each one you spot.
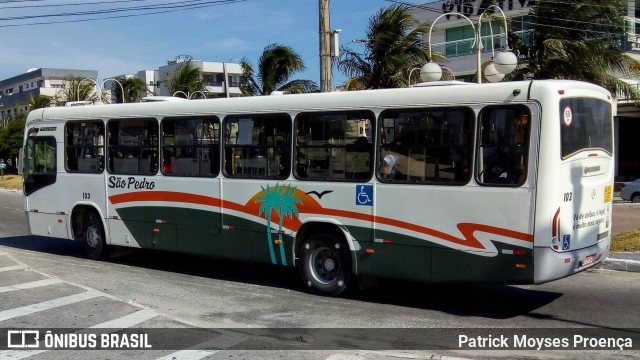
[560,98,612,158]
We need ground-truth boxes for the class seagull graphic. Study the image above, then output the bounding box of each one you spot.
[305,190,333,199]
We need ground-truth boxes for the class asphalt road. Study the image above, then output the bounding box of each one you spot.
[0,191,639,360]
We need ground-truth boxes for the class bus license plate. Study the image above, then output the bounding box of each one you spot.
[581,254,595,267]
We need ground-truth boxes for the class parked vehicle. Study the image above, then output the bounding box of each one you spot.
[620,178,640,203]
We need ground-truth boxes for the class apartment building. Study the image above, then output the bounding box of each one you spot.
[0,68,97,124]
[137,58,243,98]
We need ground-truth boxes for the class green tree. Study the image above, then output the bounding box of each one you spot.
[0,116,26,165]
[111,77,149,103]
[240,43,318,96]
[511,0,640,100]
[54,76,101,105]
[165,61,205,98]
[28,94,52,110]
[337,4,442,90]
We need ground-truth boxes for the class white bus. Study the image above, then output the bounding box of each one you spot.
[21,80,614,296]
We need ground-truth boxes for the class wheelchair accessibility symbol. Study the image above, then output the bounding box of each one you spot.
[562,234,571,251]
[356,185,373,206]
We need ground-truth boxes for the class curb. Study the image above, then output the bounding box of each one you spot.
[598,256,640,273]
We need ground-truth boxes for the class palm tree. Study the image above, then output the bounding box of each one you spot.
[54,76,101,105]
[256,183,283,264]
[28,94,51,110]
[511,0,640,100]
[240,43,318,96]
[111,77,149,103]
[165,61,206,98]
[275,185,302,265]
[337,4,443,90]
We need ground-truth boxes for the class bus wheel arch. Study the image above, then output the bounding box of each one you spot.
[71,205,108,260]
[295,221,354,296]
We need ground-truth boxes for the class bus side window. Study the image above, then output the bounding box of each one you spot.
[476,106,530,186]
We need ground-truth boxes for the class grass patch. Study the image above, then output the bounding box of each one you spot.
[612,229,640,252]
[0,174,22,190]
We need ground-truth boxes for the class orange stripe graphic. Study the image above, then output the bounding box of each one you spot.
[108,191,532,250]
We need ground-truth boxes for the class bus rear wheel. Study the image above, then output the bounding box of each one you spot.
[83,212,107,260]
[299,234,351,297]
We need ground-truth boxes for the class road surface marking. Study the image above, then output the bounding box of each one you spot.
[155,332,250,360]
[0,265,25,273]
[0,278,63,293]
[0,290,101,322]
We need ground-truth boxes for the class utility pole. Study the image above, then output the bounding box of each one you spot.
[319,0,331,92]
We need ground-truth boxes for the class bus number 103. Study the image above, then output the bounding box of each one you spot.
[82,192,91,200]
[563,192,573,202]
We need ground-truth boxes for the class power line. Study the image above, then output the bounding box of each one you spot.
[0,0,247,27]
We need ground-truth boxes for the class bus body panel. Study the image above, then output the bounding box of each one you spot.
[529,82,613,283]
[21,80,613,290]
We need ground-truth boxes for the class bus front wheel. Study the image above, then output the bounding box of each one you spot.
[83,212,107,260]
[299,234,351,297]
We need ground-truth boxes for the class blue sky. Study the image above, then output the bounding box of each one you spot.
[0,0,404,88]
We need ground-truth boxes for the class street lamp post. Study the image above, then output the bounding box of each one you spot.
[101,78,125,103]
[422,9,517,84]
[77,78,98,101]
[423,12,477,82]
[477,5,518,83]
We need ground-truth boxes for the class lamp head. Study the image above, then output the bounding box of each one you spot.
[484,61,505,83]
[494,49,517,75]
[420,61,442,82]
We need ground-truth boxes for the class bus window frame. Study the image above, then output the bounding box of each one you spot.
[160,115,221,177]
[107,118,159,176]
[222,113,293,180]
[376,106,474,185]
[64,120,105,174]
[293,110,375,182]
[475,104,532,187]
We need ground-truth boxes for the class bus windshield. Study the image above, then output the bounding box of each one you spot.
[560,98,612,158]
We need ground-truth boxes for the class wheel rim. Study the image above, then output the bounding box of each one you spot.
[85,222,101,249]
[308,246,339,285]
[633,196,640,203]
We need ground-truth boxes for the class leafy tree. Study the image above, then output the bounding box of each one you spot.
[510,0,640,100]
[28,94,52,110]
[240,43,318,96]
[54,76,101,105]
[111,77,149,103]
[337,4,443,90]
[165,61,205,98]
[0,116,26,166]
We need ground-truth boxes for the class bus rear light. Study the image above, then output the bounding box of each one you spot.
[277,230,285,235]
[56,211,66,215]
[57,219,63,223]
[558,90,565,95]
[553,245,559,250]
[365,248,375,254]
[515,263,526,269]
[33,209,38,213]
[513,249,526,256]
[155,219,167,224]
[565,258,571,263]
[112,216,119,219]
[274,239,282,245]
[153,228,160,233]
[374,238,393,244]
[588,153,598,157]
[552,208,560,237]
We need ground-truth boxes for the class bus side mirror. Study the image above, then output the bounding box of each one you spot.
[18,148,23,175]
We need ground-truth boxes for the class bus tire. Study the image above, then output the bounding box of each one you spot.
[83,212,107,260]
[299,233,351,297]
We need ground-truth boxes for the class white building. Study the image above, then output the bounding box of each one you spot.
[0,68,98,124]
[137,58,243,98]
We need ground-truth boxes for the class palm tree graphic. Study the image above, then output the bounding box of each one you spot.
[256,183,302,265]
